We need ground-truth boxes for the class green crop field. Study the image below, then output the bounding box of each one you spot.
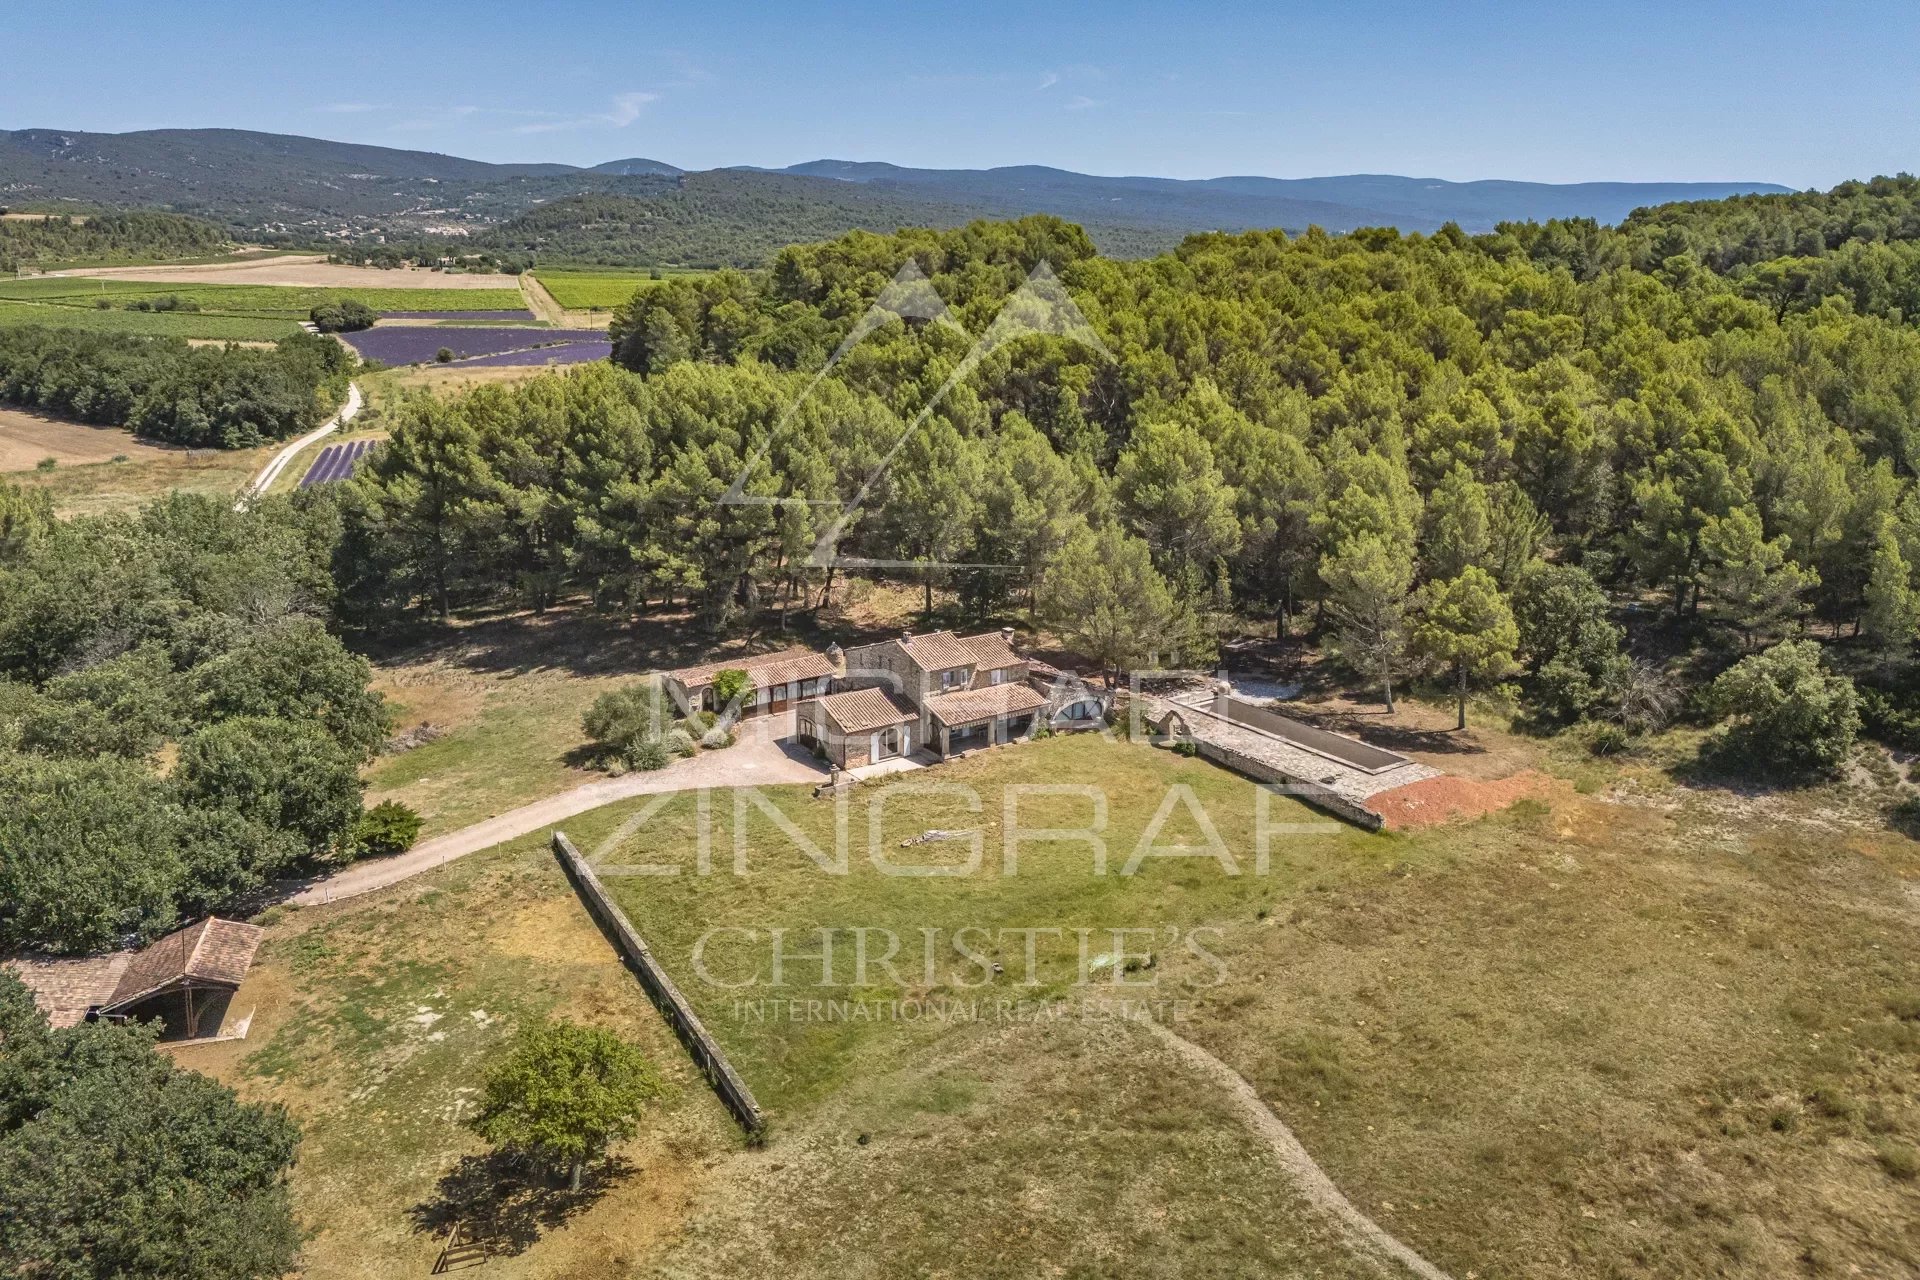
[533,269,704,310]
[0,299,299,340]
[0,280,527,317]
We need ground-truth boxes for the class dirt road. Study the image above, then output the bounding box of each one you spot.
[290,724,824,905]
[235,381,363,509]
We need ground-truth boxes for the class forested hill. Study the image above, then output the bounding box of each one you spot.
[0,124,1788,257]
[480,177,1032,268]
[0,210,230,272]
[766,160,1789,238]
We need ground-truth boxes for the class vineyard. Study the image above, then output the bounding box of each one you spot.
[0,300,298,341]
[532,269,696,310]
[0,279,528,316]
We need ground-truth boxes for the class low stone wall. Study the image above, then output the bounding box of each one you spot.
[1188,739,1386,830]
[1134,696,1438,830]
[551,832,766,1137]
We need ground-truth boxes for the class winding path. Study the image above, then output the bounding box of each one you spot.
[235,380,363,509]
[1131,1013,1455,1280]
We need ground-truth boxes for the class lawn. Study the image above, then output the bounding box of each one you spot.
[193,740,1404,1280]
[0,298,299,340]
[516,732,1920,1278]
[359,610,673,838]
[533,270,703,311]
[184,717,1920,1276]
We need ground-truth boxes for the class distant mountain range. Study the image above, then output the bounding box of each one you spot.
[0,126,1793,261]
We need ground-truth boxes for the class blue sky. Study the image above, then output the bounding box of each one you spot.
[3,0,1915,187]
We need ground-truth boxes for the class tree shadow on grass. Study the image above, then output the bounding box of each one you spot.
[408,1149,631,1258]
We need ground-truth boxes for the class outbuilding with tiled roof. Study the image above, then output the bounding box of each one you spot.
[662,646,837,718]
[5,917,264,1040]
[797,687,918,769]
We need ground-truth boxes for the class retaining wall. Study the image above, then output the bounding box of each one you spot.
[551,832,766,1136]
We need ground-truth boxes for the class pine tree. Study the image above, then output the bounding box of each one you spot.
[1861,520,1920,649]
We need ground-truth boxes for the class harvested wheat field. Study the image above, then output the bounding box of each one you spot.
[48,254,521,290]
[0,406,168,471]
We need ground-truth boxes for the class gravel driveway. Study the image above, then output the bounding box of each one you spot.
[291,713,824,905]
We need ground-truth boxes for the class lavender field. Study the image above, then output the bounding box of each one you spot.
[341,327,603,365]
[380,309,534,321]
[457,338,612,368]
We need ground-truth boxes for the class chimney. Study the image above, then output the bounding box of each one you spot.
[900,630,914,646]
[1001,626,1016,650]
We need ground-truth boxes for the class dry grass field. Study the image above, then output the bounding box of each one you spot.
[196,726,1920,1278]
[7,436,274,517]
[0,406,171,471]
[49,254,522,290]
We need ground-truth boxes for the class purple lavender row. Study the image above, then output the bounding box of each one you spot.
[380,309,534,321]
[340,327,604,365]
[297,438,378,488]
[454,339,612,369]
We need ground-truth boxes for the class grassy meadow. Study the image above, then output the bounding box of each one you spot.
[236,718,1920,1278]
[533,269,705,311]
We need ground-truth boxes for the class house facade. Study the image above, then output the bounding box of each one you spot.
[662,646,836,719]
[826,628,1051,763]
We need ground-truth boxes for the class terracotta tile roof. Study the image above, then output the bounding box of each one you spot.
[4,953,130,1029]
[812,687,917,733]
[102,918,263,1011]
[894,630,976,672]
[665,646,836,691]
[925,682,1048,726]
[957,631,1021,670]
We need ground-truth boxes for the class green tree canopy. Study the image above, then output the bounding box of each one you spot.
[0,972,301,1280]
[1412,567,1520,730]
[470,1020,665,1192]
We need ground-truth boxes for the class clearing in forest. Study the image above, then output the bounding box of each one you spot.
[0,406,171,471]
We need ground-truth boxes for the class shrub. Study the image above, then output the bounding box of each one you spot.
[352,799,423,859]
[708,668,755,720]
[699,725,736,750]
[309,299,377,333]
[583,683,672,760]
[681,710,717,734]
[626,738,672,771]
[434,347,454,364]
[665,728,696,757]
[1581,721,1633,756]
[1860,685,1920,752]
[1707,640,1860,773]
[1875,1139,1919,1181]
[34,456,55,472]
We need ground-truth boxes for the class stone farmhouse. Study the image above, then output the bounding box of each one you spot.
[665,630,1108,771]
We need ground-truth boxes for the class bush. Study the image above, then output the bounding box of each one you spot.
[309,299,377,333]
[1580,721,1634,756]
[1860,685,1920,752]
[34,457,55,472]
[1708,640,1861,773]
[681,710,717,734]
[699,725,736,750]
[352,799,423,859]
[708,668,755,720]
[434,347,455,364]
[583,682,672,761]
[625,737,672,772]
[1875,1139,1919,1181]
[665,728,696,757]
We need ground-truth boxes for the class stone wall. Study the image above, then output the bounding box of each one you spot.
[551,832,766,1136]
